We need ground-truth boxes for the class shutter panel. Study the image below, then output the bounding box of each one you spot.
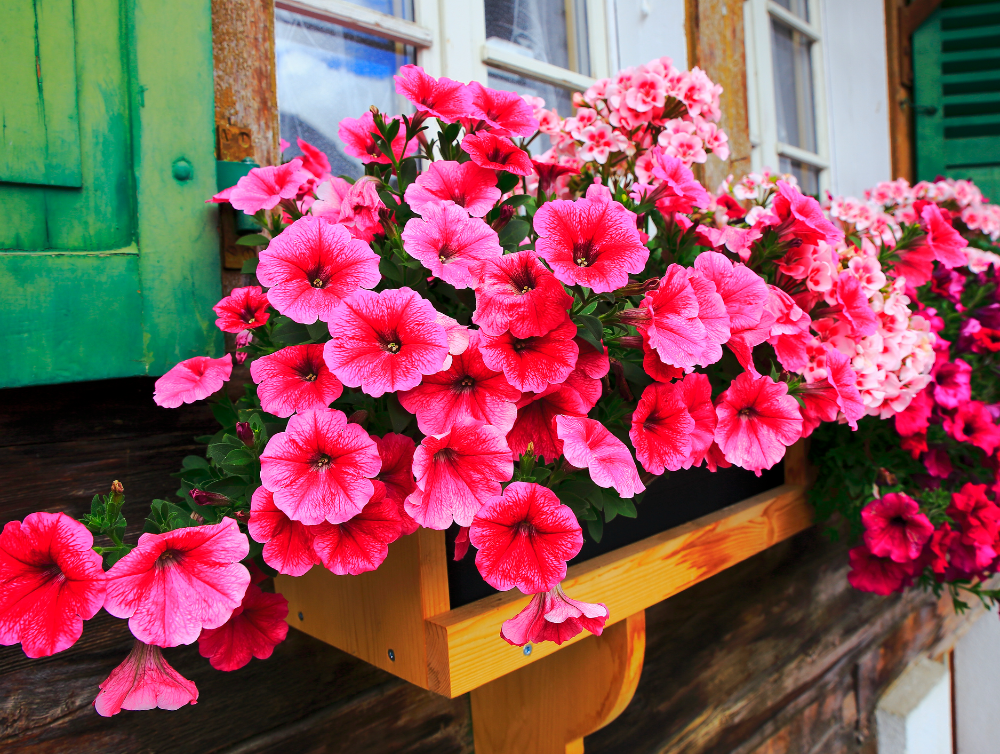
[914,1,1000,201]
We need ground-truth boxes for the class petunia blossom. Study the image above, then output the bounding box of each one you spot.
[621,265,709,369]
[469,482,583,594]
[153,355,233,409]
[401,201,502,288]
[933,359,972,409]
[197,583,289,671]
[921,203,968,269]
[103,518,250,647]
[506,382,595,462]
[680,372,719,469]
[250,344,343,418]
[257,215,381,324]
[228,159,311,214]
[834,271,878,337]
[861,493,934,563]
[943,401,1000,455]
[213,286,270,333]
[556,416,646,498]
[323,287,450,397]
[630,381,695,474]
[948,483,1000,548]
[394,65,471,121]
[338,111,416,165]
[0,512,107,658]
[500,585,608,647]
[372,433,418,534]
[472,250,574,338]
[714,372,803,475]
[259,409,382,525]
[649,149,711,213]
[405,424,514,529]
[336,177,386,243]
[771,180,844,246]
[461,132,534,175]
[479,314,579,393]
[248,486,319,577]
[465,81,540,137]
[403,160,501,218]
[846,544,913,596]
[94,641,198,716]
[309,484,404,575]
[296,137,331,179]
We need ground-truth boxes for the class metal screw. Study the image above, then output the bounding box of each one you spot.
[298,612,304,621]
[523,644,532,656]
[388,649,396,662]
[172,158,193,182]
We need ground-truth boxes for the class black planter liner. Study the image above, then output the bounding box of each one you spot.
[445,462,785,608]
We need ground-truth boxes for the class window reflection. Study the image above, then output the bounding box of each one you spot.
[772,0,809,22]
[771,19,816,153]
[780,156,820,197]
[484,0,590,75]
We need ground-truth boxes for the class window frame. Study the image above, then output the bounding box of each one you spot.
[744,0,830,192]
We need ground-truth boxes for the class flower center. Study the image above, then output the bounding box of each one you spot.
[573,240,596,267]
[312,278,325,289]
[516,521,535,537]
[459,376,475,389]
[384,341,401,354]
[890,515,908,528]
[314,454,332,469]
[511,337,534,353]
[487,147,510,164]
[737,407,757,419]
[438,243,456,263]
[156,550,179,568]
[304,372,317,382]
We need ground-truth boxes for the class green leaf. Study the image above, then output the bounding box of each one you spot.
[380,257,403,284]
[620,359,653,389]
[578,299,599,316]
[241,256,259,274]
[210,401,239,430]
[498,218,530,249]
[575,323,603,353]
[236,234,269,247]
[501,194,534,210]
[223,448,253,466]
[386,394,414,433]
[306,321,330,341]
[399,157,417,190]
[497,171,520,193]
[181,455,210,470]
[587,515,604,543]
[577,314,604,345]
[271,319,312,346]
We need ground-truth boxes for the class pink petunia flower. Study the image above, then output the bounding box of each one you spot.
[372,433,417,507]
[771,180,844,247]
[323,288,450,397]
[248,486,319,576]
[398,331,521,435]
[465,81,540,137]
[469,482,583,594]
[310,176,352,220]
[472,250,574,338]
[924,448,954,479]
[695,224,761,262]
[405,424,514,529]
[403,160,501,218]
[197,583,289,671]
[153,355,233,409]
[834,271,878,337]
[394,65,471,122]
[250,344,343,418]
[461,132,534,175]
[948,483,1000,548]
[338,111,417,165]
[943,401,1000,454]
[921,203,968,269]
[630,381,695,474]
[680,372,719,469]
[650,149,711,213]
[309,483,404,575]
[895,387,934,437]
[685,266,731,366]
[103,518,250,647]
[257,215,381,324]
[259,409,382,525]
[847,544,913,595]
[228,159,312,214]
[556,416,645,498]
[714,372,803,475]
[337,177,386,243]
[0,512,106,658]
[621,265,709,369]
[506,383,594,462]
[401,201,502,288]
[213,286,270,333]
[94,641,198,716]
[296,138,331,179]
[500,585,608,646]
[861,493,934,563]
[933,359,972,409]
[479,314,579,393]
[534,194,649,293]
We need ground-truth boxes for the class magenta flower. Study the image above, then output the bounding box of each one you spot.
[472,250,574,338]
[692,251,771,367]
[895,387,934,437]
[394,64,471,122]
[104,518,250,647]
[257,215,381,324]
[948,483,1000,548]
[336,177,386,242]
[0,512,106,658]
[461,132,533,175]
[500,585,608,647]
[94,641,198,716]
[479,314,579,393]
[680,373,718,469]
[403,160,501,218]
[259,409,382,525]
[465,81,539,137]
[228,159,311,214]
[921,203,968,269]
[685,267,731,366]
[861,493,934,563]
[213,286,270,333]
[534,194,649,293]
[943,401,1000,454]
[248,487,319,577]
[323,288,450,397]
[153,355,232,409]
[372,433,417,508]
[309,485,404,575]
[650,149,711,213]
[623,265,709,369]
[714,372,803,475]
[405,424,514,529]
[847,545,913,596]
[772,180,843,246]
[834,271,877,337]
[933,359,972,409]
[469,482,583,594]
[197,583,289,671]
[338,111,416,165]
[250,344,343,418]
[630,381,695,474]
[296,137,331,179]
[924,448,954,479]
[556,416,645,498]
[401,201,502,288]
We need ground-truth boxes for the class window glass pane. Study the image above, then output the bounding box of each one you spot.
[772,0,809,22]
[771,18,816,153]
[335,0,414,20]
[487,67,574,119]
[275,9,414,178]
[484,0,590,75]
[779,156,820,197]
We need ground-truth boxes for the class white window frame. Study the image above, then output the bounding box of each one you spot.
[744,0,830,192]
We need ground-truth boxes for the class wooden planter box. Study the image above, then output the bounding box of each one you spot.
[275,443,812,754]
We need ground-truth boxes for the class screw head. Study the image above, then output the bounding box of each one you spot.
[388,649,396,662]
[172,158,193,182]
[297,612,304,621]
[523,644,532,656]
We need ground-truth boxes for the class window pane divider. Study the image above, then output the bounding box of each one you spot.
[276,0,433,48]
[481,38,595,92]
[766,1,820,42]
[776,141,829,169]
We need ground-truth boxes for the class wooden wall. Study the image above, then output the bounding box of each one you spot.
[0,377,984,753]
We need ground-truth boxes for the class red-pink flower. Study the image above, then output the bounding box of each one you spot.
[153,355,233,409]
[533,161,580,194]
[924,448,954,479]
[372,433,417,507]
[213,286,270,333]
[895,387,934,437]
[228,159,312,214]
[104,518,250,647]
[398,332,520,435]
[0,512,106,658]
[847,544,913,595]
[94,641,198,716]
[677,373,718,469]
[250,344,343,418]
[921,203,968,269]
[309,484,404,575]
[695,224,761,262]
[469,482,583,594]
[323,288,450,397]
[692,251,771,367]
[650,149,711,213]
[500,585,608,646]
[685,266,731,365]
[197,583,289,671]
[715,372,803,474]
[534,194,649,293]
[630,381,695,474]
[403,160,501,218]
[465,81,539,137]
[797,345,864,436]
[338,111,416,165]
[556,416,645,498]
[296,137,331,179]
[461,132,533,175]
[943,401,1000,454]
[623,265,709,369]
[259,409,381,525]
[401,201,502,288]
[394,65,471,121]
[835,271,877,337]
[479,314,579,393]
[506,383,594,462]
[765,287,812,372]
[336,177,386,242]
[861,493,933,563]
[772,180,843,246]
[948,483,1000,548]
[405,424,514,529]
[933,359,972,409]
[257,216,380,324]
[248,486,319,576]
[472,250,573,338]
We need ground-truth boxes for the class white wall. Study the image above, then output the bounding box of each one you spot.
[820,0,892,198]
[612,0,687,72]
[876,658,953,754]
[953,607,1000,754]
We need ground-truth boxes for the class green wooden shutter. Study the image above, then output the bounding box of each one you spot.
[914,1,1000,202]
[0,0,221,388]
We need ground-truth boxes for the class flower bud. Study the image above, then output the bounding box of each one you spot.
[189,511,205,524]
[876,468,898,487]
[111,480,124,495]
[490,204,516,233]
[610,359,633,401]
[235,422,254,448]
[617,335,643,349]
[190,489,231,507]
[347,410,368,425]
[233,510,251,524]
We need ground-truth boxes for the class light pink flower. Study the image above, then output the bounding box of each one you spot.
[94,641,198,716]
[228,159,312,214]
[403,160,501,218]
[500,585,608,646]
[556,416,645,498]
[394,65,470,122]
[401,202,502,288]
[715,373,803,475]
[153,355,233,409]
[337,176,386,242]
